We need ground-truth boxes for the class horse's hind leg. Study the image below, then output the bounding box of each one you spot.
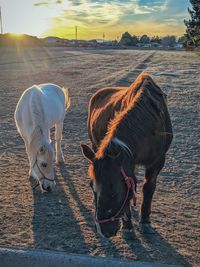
[140,157,165,233]
[55,121,64,164]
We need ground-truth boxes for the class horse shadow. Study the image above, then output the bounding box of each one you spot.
[122,208,192,266]
[31,171,88,253]
[57,163,125,257]
[115,52,156,87]
[31,163,123,257]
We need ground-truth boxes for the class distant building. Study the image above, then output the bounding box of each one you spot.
[174,43,183,49]
[43,37,69,45]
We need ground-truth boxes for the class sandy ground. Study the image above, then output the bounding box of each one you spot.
[0,47,199,266]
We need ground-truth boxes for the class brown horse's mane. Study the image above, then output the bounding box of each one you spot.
[95,72,161,159]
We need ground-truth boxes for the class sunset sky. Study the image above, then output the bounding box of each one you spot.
[0,0,190,40]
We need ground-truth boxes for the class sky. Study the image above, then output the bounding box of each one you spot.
[0,0,191,40]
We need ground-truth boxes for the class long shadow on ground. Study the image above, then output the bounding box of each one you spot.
[32,173,88,253]
[122,209,192,266]
[58,164,124,257]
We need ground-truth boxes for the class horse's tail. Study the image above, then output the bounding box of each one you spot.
[62,87,70,111]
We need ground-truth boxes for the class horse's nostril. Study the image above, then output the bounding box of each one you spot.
[46,186,51,192]
[42,184,51,192]
[42,184,46,191]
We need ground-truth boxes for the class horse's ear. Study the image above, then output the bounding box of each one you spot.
[80,144,95,163]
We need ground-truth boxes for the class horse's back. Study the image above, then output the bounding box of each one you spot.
[38,83,65,106]
[15,84,66,139]
[128,74,173,164]
[15,85,39,127]
[88,73,173,155]
[88,86,128,147]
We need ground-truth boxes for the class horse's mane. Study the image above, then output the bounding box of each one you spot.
[31,86,45,127]
[95,72,163,159]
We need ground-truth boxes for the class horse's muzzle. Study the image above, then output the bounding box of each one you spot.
[42,184,52,192]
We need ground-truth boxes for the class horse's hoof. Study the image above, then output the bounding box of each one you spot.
[122,229,136,240]
[140,223,156,234]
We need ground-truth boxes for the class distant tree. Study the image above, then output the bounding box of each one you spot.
[177,36,186,44]
[161,35,176,48]
[184,0,200,48]
[132,35,138,45]
[150,36,162,44]
[120,32,132,45]
[120,32,137,46]
[140,34,150,44]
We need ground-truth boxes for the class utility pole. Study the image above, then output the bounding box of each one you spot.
[103,32,105,43]
[0,6,3,34]
[75,25,77,41]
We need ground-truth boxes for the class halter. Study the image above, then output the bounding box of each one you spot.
[94,166,137,224]
[31,158,54,190]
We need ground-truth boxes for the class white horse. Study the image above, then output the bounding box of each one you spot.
[14,83,70,191]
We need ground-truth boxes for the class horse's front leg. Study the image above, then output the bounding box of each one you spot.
[121,203,135,239]
[21,135,32,178]
[55,121,64,164]
[140,157,165,234]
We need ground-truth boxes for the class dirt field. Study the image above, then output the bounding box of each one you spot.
[0,47,199,266]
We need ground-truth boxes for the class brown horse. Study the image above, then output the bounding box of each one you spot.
[81,72,173,238]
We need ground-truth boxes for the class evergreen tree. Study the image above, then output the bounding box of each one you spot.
[120,32,138,46]
[184,0,200,48]
[140,34,150,44]
[151,36,162,44]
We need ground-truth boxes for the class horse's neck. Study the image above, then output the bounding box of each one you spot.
[31,123,49,141]
[28,125,48,164]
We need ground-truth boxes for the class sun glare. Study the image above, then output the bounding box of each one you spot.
[0,0,61,37]
[9,33,25,38]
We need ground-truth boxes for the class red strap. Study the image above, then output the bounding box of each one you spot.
[94,167,137,224]
[120,167,137,206]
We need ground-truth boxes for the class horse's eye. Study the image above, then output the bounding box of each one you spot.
[41,162,47,168]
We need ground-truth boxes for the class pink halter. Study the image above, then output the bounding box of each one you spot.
[94,166,137,224]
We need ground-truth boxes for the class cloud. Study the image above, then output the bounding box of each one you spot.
[59,0,159,27]
[34,1,49,6]
[139,0,165,6]
[34,0,62,6]
[41,0,190,38]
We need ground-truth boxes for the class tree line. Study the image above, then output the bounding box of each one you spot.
[119,33,182,48]
[120,0,200,49]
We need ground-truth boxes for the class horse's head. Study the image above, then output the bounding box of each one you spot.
[30,142,56,192]
[81,141,135,238]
